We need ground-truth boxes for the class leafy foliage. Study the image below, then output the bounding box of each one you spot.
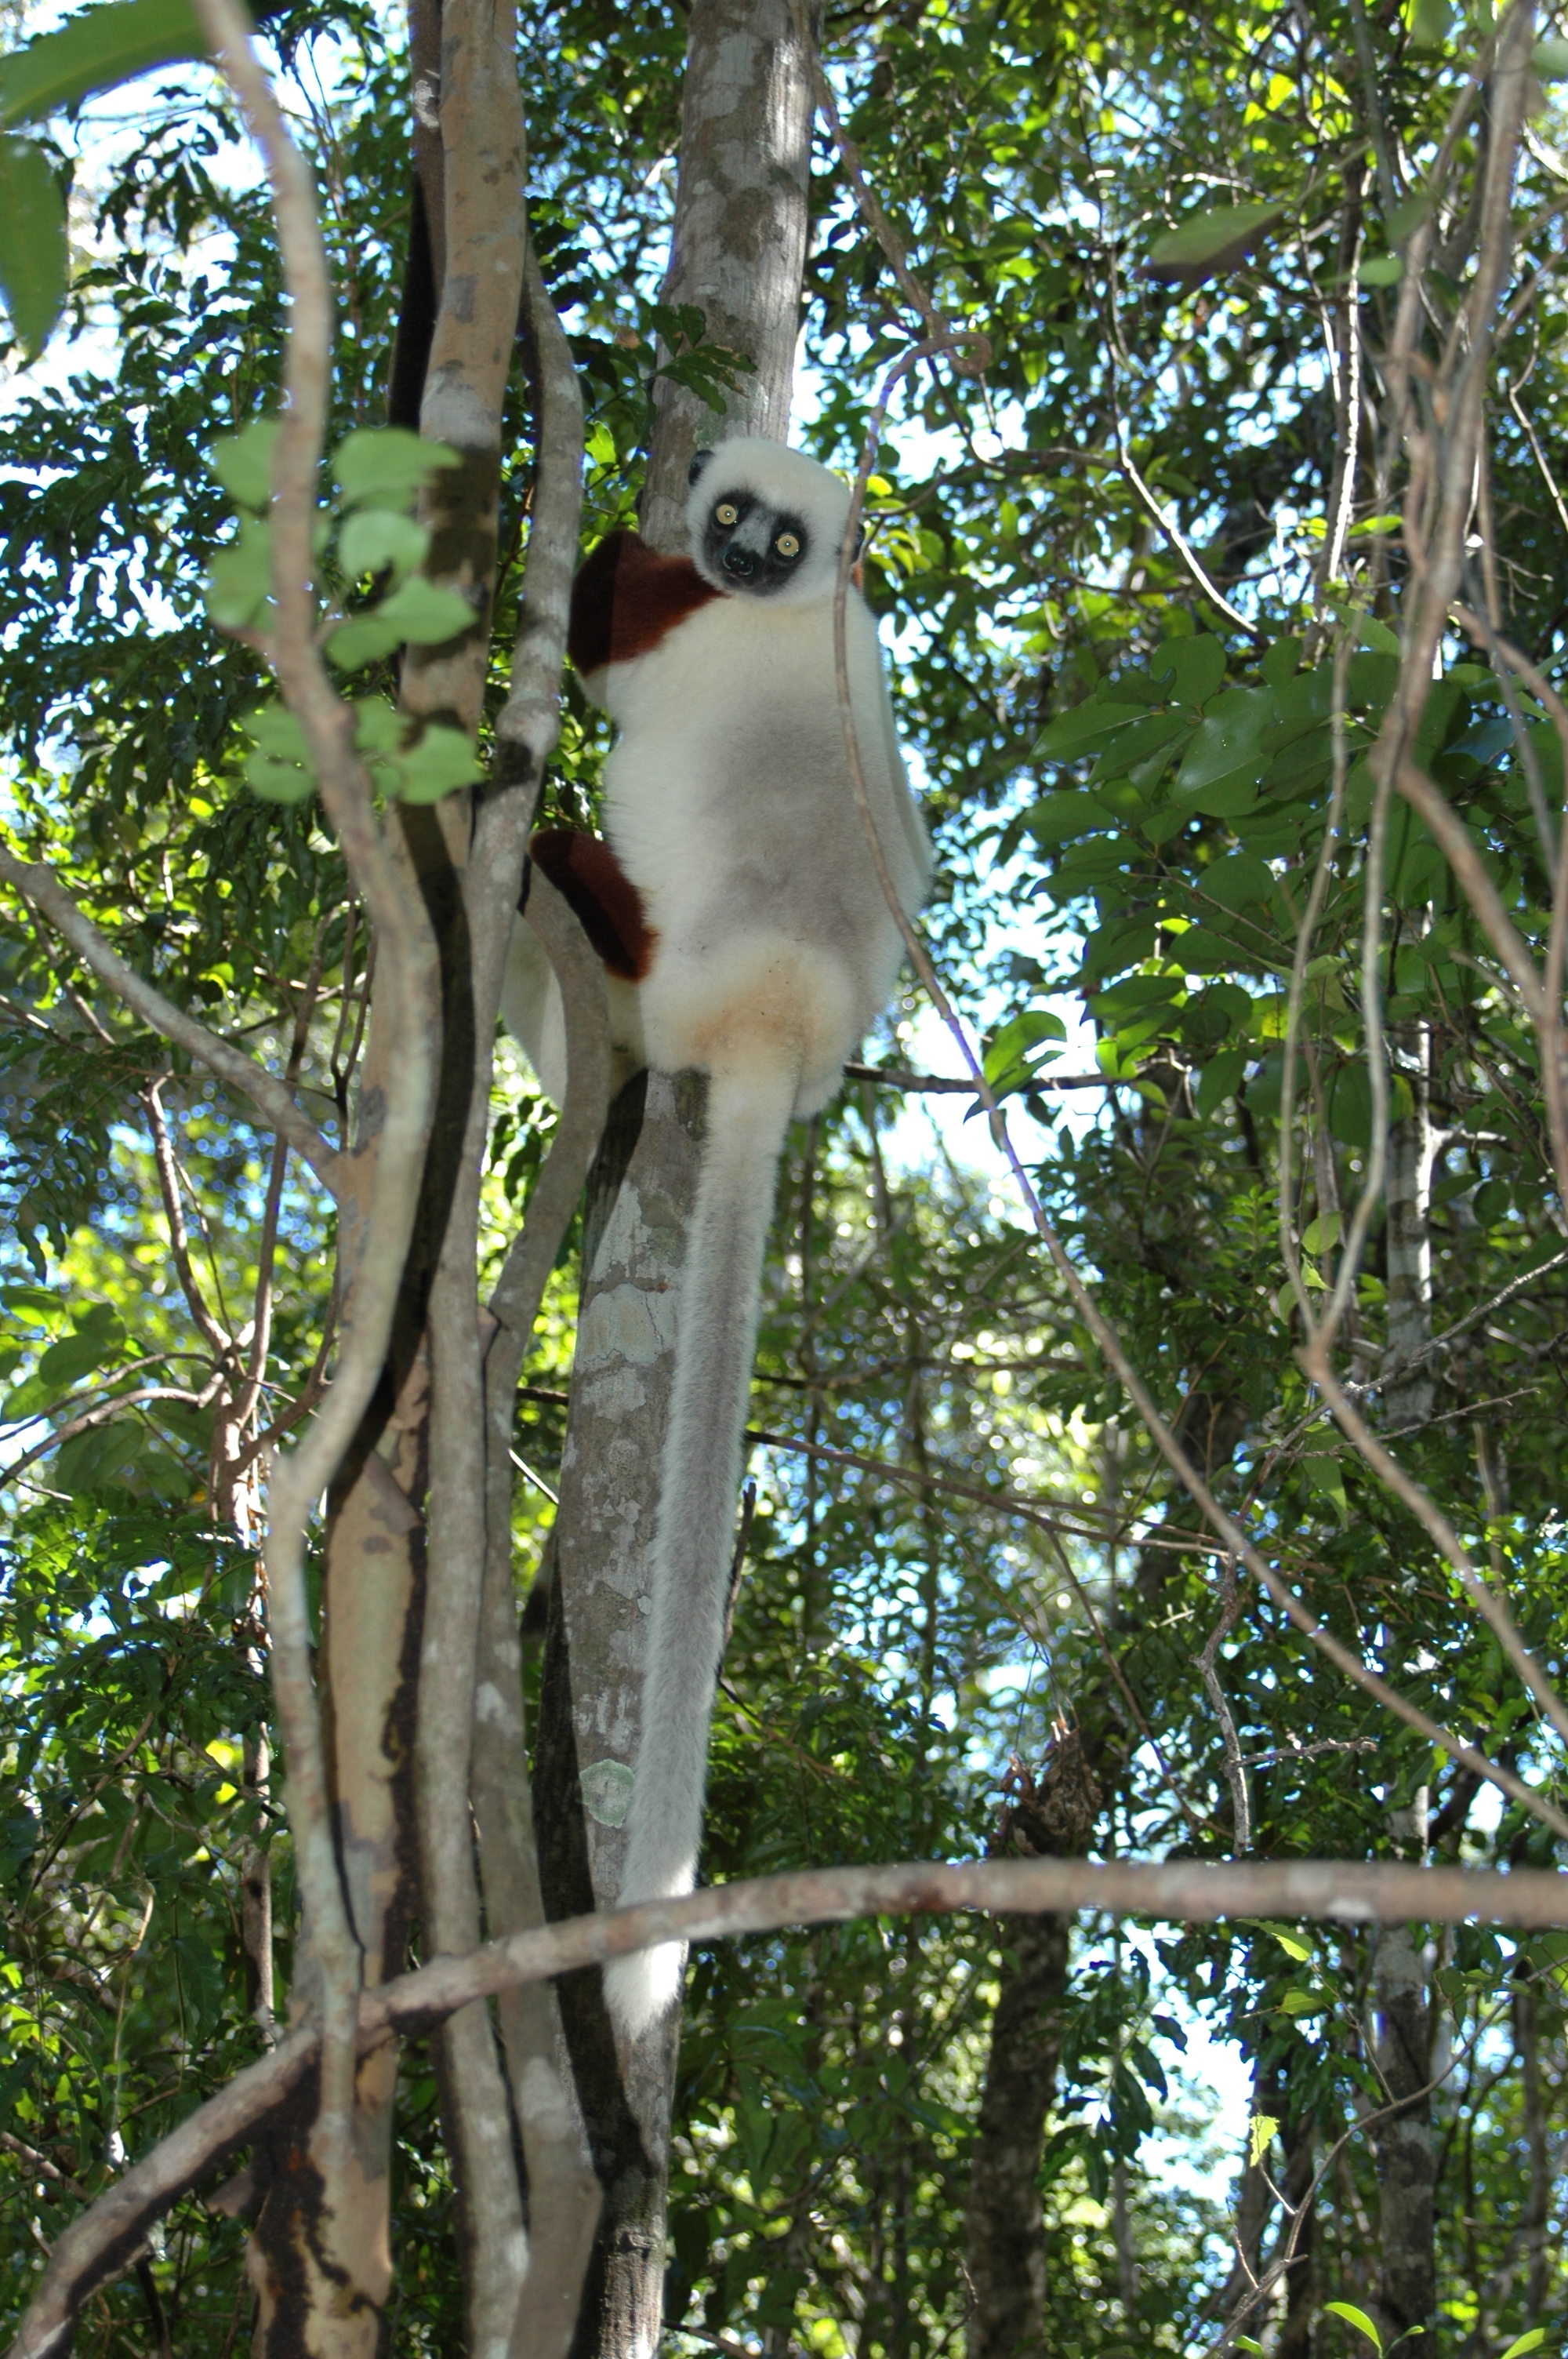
[3,0,1568,2346]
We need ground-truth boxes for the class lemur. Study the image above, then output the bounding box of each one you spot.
[503,437,931,2034]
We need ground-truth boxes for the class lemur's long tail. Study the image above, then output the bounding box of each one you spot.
[605,1060,797,2037]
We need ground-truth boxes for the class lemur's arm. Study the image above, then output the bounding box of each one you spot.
[528,827,658,982]
[503,828,652,1106]
[567,528,719,706]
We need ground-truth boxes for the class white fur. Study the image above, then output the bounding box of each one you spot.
[514,438,931,2037]
[501,909,645,1105]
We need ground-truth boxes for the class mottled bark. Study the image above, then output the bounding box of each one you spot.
[535,1070,705,2359]
[244,997,428,2358]
[1514,1972,1550,2320]
[531,5,815,2352]
[639,0,815,549]
[963,1737,1099,2359]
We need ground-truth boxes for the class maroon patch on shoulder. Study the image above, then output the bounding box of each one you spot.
[529,827,658,982]
[567,529,718,678]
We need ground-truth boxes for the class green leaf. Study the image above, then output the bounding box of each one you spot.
[0,0,202,127]
[1248,2113,1279,2166]
[1355,612,1401,656]
[1358,255,1403,287]
[205,516,274,629]
[338,507,430,583]
[984,1009,1069,1097]
[351,698,401,754]
[1533,38,1568,77]
[1198,851,1273,910]
[332,426,459,511]
[245,754,314,805]
[1325,2304,1383,2352]
[211,419,281,512]
[54,1419,141,1494]
[36,1312,123,1389]
[1025,790,1116,847]
[241,701,314,804]
[1406,0,1450,46]
[1277,1986,1323,2014]
[1031,700,1145,760]
[1499,2334,1547,2359]
[1145,202,1284,283]
[1300,1211,1341,1255]
[393,722,483,805]
[1195,1046,1247,1118]
[1174,688,1272,798]
[1150,632,1226,705]
[0,136,66,354]
[325,577,474,670]
[1299,1455,1350,1525]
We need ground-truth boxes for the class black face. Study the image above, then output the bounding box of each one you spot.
[698,488,810,596]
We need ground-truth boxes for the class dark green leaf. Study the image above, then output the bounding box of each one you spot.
[1145,202,1284,283]
[0,136,66,354]
[0,0,202,127]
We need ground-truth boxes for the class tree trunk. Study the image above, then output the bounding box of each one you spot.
[529,5,815,2355]
[963,1736,1099,2359]
[244,0,539,2338]
[1383,1020,1434,1431]
[1372,1920,1437,2347]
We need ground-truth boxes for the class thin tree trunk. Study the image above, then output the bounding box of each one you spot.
[1274,2114,1319,2359]
[1372,1920,1437,2346]
[1383,1019,1434,1431]
[531,5,815,2352]
[244,0,534,2337]
[1513,1973,1549,2321]
[963,1736,1099,2359]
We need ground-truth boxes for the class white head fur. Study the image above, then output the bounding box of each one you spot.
[686,437,855,607]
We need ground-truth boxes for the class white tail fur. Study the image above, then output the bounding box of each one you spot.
[604,1060,797,2037]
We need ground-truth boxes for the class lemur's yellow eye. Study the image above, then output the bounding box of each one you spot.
[715,501,739,525]
[775,532,800,557]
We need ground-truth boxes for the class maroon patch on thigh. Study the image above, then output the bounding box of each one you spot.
[529,827,658,982]
[568,529,719,678]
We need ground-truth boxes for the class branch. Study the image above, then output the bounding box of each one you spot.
[0,847,343,1201]
[193,0,441,2209]
[16,1852,1568,2357]
[844,1061,1123,1094]
[7,2026,318,2359]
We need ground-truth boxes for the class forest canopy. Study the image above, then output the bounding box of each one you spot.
[2,0,1568,2353]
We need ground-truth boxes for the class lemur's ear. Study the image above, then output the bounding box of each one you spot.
[688,448,715,486]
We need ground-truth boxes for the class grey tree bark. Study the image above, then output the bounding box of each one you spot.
[1382,1020,1435,1431]
[531,5,815,2352]
[1372,1791,1436,2351]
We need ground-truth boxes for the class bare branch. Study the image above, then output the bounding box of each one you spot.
[143,1082,231,1358]
[7,2026,317,2359]
[844,1061,1123,1094]
[19,1849,1568,2354]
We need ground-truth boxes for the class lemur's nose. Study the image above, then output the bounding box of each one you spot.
[722,545,756,578]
